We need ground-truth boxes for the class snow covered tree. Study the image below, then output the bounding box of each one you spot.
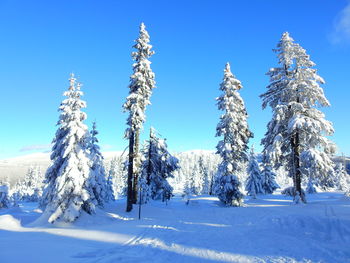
[20,166,43,201]
[245,147,264,198]
[123,23,156,212]
[140,128,180,202]
[261,32,335,203]
[108,156,127,199]
[215,63,253,206]
[335,163,350,193]
[40,74,98,223]
[306,176,318,194]
[88,121,114,205]
[260,153,279,194]
[198,156,210,194]
[0,184,10,209]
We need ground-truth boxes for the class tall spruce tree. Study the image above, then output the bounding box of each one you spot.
[123,23,156,212]
[88,122,114,204]
[215,63,253,206]
[261,32,335,203]
[40,74,98,223]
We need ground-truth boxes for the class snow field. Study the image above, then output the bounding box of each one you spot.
[1,192,350,263]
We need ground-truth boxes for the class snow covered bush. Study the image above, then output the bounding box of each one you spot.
[282,186,305,198]
[215,63,253,206]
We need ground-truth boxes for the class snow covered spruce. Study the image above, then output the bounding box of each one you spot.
[138,128,180,204]
[214,63,253,206]
[123,23,156,212]
[88,121,115,204]
[40,74,111,223]
[245,147,264,198]
[261,32,336,203]
[0,184,10,209]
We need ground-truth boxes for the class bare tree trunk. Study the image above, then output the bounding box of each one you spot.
[126,131,135,212]
[132,129,140,204]
[291,130,306,203]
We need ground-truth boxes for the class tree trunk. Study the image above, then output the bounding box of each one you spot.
[126,131,135,212]
[291,130,306,203]
[132,129,140,204]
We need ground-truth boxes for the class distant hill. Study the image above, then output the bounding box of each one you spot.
[0,151,124,185]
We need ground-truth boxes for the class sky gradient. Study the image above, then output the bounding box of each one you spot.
[0,0,349,159]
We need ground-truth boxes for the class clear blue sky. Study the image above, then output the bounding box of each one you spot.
[0,0,349,159]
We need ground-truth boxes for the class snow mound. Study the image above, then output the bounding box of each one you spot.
[0,214,22,230]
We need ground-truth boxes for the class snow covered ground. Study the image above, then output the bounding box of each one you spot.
[0,192,350,263]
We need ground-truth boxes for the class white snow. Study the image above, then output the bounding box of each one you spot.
[1,192,349,262]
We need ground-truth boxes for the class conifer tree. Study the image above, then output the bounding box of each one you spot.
[123,23,156,212]
[261,153,279,194]
[215,63,253,206]
[108,156,127,199]
[0,184,10,209]
[261,32,335,203]
[40,74,98,223]
[20,166,43,201]
[198,156,210,194]
[335,163,350,193]
[140,128,179,202]
[245,147,264,198]
[88,122,114,204]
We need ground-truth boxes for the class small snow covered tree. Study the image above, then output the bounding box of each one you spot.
[21,166,43,201]
[40,74,98,223]
[123,23,156,212]
[0,184,10,209]
[306,175,318,194]
[260,153,279,194]
[261,32,335,203]
[245,147,264,198]
[88,122,114,205]
[140,128,180,202]
[198,156,210,194]
[215,63,253,206]
[335,163,350,193]
[108,156,127,199]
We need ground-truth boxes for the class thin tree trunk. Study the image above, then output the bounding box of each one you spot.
[126,131,135,212]
[291,130,306,203]
[132,129,140,204]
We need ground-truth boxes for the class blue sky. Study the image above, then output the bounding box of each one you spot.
[0,0,349,159]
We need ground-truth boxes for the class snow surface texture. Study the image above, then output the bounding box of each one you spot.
[0,192,349,263]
